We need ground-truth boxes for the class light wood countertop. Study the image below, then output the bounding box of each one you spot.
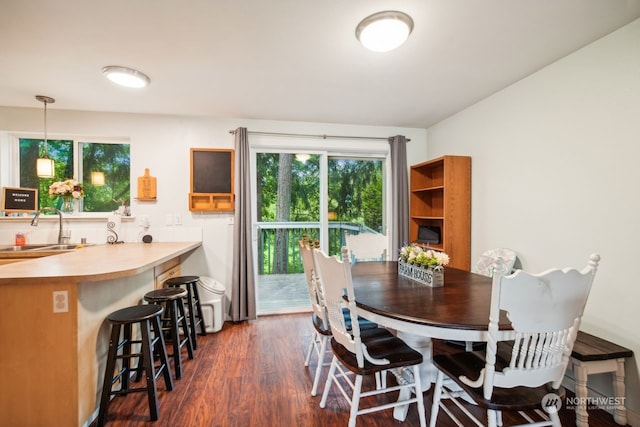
[0,241,201,283]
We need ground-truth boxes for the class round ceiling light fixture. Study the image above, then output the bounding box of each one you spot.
[102,65,151,88]
[356,10,414,53]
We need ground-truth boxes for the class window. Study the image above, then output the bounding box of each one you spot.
[79,142,130,212]
[327,157,383,255]
[17,137,130,213]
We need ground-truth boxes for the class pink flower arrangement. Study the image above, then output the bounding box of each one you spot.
[48,179,85,199]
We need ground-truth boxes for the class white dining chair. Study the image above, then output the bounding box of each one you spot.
[474,247,518,277]
[299,237,333,396]
[313,246,426,427]
[429,254,600,427]
[299,237,377,396]
[455,248,519,351]
[344,230,388,263]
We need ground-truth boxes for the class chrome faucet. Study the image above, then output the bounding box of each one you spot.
[31,207,64,244]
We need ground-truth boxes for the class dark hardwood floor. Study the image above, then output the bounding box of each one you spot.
[94,313,626,427]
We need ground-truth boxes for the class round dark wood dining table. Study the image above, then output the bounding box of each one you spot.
[349,260,513,417]
[350,261,512,340]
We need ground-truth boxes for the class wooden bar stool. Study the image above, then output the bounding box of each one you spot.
[97,304,173,427]
[165,275,207,349]
[143,287,194,379]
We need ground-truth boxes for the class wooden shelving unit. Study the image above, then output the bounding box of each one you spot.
[189,148,235,212]
[410,155,471,270]
[188,193,234,211]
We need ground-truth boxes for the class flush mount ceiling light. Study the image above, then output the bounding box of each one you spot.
[102,66,151,88]
[356,10,414,53]
[35,95,55,178]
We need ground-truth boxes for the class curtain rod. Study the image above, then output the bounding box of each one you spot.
[228,129,409,142]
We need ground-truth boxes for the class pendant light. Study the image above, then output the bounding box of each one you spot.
[356,11,414,52]
[91,171,106,186]
[295,153,311,162]
[36,95,55,178]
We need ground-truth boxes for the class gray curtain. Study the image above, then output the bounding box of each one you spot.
[389,135,409,259]
[230,127,256,321]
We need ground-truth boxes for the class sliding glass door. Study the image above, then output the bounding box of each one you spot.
[252,141,389,315]
[254,152,321,314]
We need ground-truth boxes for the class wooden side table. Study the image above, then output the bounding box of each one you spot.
[570,331,633,427]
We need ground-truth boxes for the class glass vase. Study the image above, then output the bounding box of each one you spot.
[61,197,74,214]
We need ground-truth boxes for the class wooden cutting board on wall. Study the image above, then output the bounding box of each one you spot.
[137,168,157,200]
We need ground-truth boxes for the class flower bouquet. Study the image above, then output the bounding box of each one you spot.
[49,179,85,213]
[398,244,450,287]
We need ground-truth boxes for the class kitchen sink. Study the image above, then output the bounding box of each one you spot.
[0,243,94,252]
[0,244,54,252]
[31,244,89,251]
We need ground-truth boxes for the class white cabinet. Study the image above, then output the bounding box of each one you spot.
[154,258,181,288]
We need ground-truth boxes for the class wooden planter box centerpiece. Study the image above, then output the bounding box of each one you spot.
[398,245,449,288]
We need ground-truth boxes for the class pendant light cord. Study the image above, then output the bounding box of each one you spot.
[43,99,48,158]
[36,95,55,159]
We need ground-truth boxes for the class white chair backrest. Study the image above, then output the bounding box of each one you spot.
[344,231,388,262]
[474,248,517,277]
[312,247,365,367]
[480,254,600,400]
[298,239,327,328]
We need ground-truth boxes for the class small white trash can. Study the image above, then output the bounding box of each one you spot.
[197,276,226,333]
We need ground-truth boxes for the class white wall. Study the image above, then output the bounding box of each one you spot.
[0,108,427,315]
[428,18,640,421]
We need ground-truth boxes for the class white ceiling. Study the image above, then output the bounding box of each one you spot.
[1,0,640,129]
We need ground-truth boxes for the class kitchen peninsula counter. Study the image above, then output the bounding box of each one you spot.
[0,241,200,282]
[0,241,202,427]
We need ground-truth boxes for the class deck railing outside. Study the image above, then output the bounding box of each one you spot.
[256,222,379,275]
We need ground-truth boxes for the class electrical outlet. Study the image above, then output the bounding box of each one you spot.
[138,215,150,228]
[174,213,182,225]
[53,290,69,313]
